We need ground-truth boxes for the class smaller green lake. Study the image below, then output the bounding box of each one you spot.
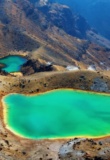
[3,89,110,139]
[0,55,27,73]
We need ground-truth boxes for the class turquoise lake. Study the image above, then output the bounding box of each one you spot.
[2,89,110,139]
[0,55,27,73]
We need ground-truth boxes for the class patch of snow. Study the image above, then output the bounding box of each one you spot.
[100,62,104,65]
[66,65,79,71]
[39,0,48,6]
[46,61,52,66]
[88,65,96,71]
[77,38,81,42]
[107,67,110,71]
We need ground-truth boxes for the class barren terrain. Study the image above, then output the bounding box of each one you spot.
[0,70,110,159]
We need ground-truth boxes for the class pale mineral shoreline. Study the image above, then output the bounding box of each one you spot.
[0,69,110,159]
[2,88,110,141]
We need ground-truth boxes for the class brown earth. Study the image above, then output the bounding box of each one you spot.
[0,70,110,159]
[0,1,110,159]
[1,0,110,71]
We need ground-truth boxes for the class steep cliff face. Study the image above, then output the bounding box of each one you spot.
[0,0,110,70]
[10,0,90,39]
[35,2,90,39]
[55,0,110,40]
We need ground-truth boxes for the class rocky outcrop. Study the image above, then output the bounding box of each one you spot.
[91,77,109,92]
[37,3,90,38]
[0,68,9,76]
[59,138,110,160]
[21,59,53,75]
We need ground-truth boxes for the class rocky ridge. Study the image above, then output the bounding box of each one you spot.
[0,0,110,71]
[0,1,110,160]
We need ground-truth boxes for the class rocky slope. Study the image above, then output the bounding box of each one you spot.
[0,0,110,72]
[59,138,110,160]
[0,1,110,160]
[55,0,110,40]
[74,0,110,40]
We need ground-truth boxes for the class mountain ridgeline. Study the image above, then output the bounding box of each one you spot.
[0,0,110,71]
[53,0,110,40]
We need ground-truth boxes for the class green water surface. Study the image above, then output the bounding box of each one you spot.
[3,89,110,139]
[0,55,27,73]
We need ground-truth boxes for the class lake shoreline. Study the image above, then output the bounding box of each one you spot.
[0,55,27,73]
[0,69,110,159]
[2,89,110,140]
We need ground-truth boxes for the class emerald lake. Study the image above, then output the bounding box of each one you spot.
[2,89,110,139]
[0,55,27,73]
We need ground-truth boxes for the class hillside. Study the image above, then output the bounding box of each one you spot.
[55,0,110,40]
[0,0,110,71]
[0,1,110,160]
